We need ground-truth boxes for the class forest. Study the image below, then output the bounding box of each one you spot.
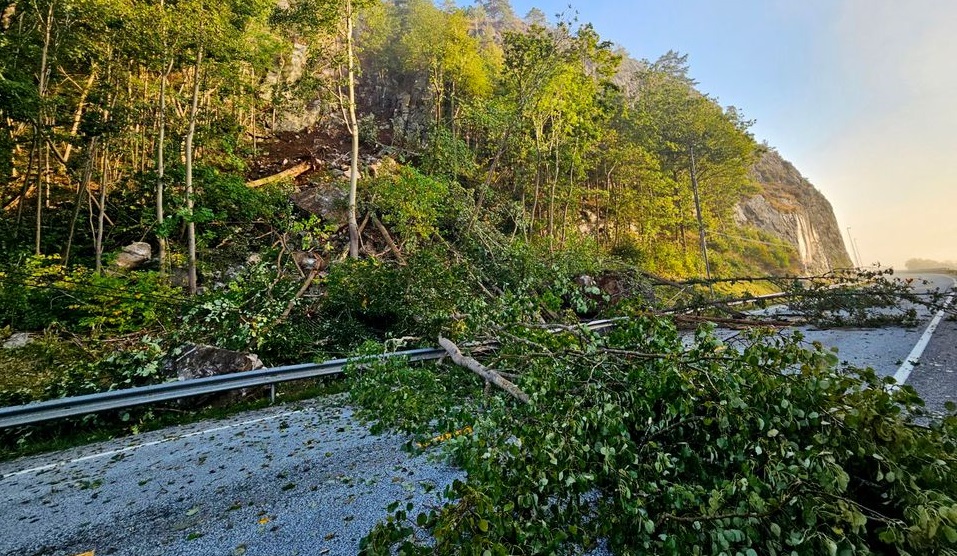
[2,1,957,555]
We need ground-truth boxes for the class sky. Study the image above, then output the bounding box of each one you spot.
[502,0,957,268]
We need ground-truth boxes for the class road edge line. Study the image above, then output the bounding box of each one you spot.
[892,284,955,387]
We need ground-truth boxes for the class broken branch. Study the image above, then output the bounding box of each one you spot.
[438,336,529,404]
[371,213,407,265]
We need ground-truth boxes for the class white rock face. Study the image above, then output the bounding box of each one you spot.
[735,150,853,274]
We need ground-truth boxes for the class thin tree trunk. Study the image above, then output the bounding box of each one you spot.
[157,57,173,274]
[95,146,109,273]
[34,138,43,254]
[185,46,204,293]
[33,1,53,255]
[438,337,529,404]
[345,0,360,259]
[548,147,558,250]
[15,137,38,229]
[63,137,97,266]
[62,70,96,164]
[689,146,714,298]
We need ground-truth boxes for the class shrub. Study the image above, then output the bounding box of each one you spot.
[0,255,180,335]
[366,166,449,246]
[179,261,300,357]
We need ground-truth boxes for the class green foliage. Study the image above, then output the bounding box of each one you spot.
[347,340,480,444]
[0,255,179,335]
[321,248,475,346]
[180,261,300,355]
[0,331,90,405]
[422,126,478,182]
[356,318,957,555]
[44,336,169,399]
[158,164,292,260]
[366,166,449,245]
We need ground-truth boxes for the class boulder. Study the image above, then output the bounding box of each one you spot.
[290,185,348,224]
[2,332,32,349]
[172,344,264,382]
[114,242,152,270]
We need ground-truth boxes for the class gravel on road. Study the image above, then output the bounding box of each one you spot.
[0,394,462,556]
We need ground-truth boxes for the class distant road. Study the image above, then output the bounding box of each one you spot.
[786,273,954,379]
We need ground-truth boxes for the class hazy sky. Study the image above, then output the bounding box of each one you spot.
[504,0,957,267]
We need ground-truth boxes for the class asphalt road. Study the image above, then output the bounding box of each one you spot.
[0,396,462,556]
[899,273,957,416]
[793,274,953,377]
[1,273,953,556]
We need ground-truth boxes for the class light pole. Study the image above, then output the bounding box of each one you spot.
[846,227,863,268]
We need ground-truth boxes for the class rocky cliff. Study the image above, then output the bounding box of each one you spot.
[735,149,852,274]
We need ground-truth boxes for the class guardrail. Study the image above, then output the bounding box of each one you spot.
[0,318,633,430]
[0,347,447,429]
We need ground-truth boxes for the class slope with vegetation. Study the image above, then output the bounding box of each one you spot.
[1,1,954,554]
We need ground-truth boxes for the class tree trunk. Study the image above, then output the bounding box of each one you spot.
[63,137,97,266]
[438,337,529,404]
[690,146,714,298]
[156,57,173,274]
[345,0,360,259]
[33,1,53,255]
[185,46,204,294]
[62,70,96,164]
[95,147,109,273]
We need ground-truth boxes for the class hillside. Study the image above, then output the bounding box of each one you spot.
[737,149,853,274]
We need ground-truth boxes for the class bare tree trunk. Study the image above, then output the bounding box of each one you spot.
[62,70,96,164]
[14,137,38,229]
[156,57,173,274]
[689,146,714,298]
[185,46,204,293]
[547,147,558,250]
[345,0,360,259]
[95,146,109,273]
[438,337,529,404]
[33,138,42,254]
[63,137,97,266]
[33,1,53,255]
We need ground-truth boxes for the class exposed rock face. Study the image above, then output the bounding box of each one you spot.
[735,150,852,274]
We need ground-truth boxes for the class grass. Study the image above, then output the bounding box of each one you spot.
[0,332,89,401]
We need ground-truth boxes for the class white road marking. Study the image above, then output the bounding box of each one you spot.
[892,278,955,388]
[2,408,309,480]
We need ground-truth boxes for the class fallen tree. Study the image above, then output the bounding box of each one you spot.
[245,161,310,188]
[352,317,957,556]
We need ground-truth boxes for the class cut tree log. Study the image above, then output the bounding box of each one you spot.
[246,161,310,188]
[438,336,529,404]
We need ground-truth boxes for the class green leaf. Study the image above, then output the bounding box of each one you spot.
[942,525,957,543]
[477,519,489,533]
